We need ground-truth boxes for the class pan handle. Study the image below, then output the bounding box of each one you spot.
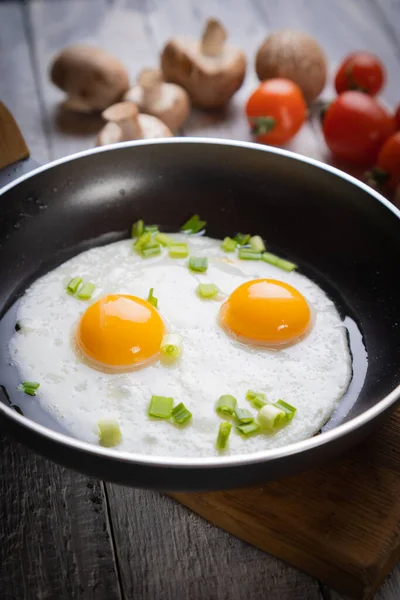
[0,102,39,190]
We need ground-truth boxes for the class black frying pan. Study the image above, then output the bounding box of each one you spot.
[1,106,399,492]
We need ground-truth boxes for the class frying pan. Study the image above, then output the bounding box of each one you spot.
[0,103,399,492]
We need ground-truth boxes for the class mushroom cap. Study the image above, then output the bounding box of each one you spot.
[137,114,173,138]
[50,45,130,112]
[124,81,190,131]
[102,101,139,123]
[96,122,123,146]
[161,36,246,109]
[255,30,327,103]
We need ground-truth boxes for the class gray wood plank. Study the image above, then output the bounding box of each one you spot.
[107,485,324,600]
[0,1,49,163]
[0,434,122,600]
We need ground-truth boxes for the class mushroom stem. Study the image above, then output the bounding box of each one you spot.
[201,18,226,57]
[137,69,163,105]
[101,102,142,140]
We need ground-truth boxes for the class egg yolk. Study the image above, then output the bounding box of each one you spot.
[76,294,165,370]
[219,279,312,347]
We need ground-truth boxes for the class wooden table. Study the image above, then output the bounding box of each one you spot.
[1,1,399,599]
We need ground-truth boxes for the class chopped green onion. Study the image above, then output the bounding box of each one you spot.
[141,242,161,258]
[238,248,262,260]
[181,214,206,234]
[19,381,40,396]
[197,283,218,299]
[147,288,158,308]
[134,231,151,251]
[262,252,297,272]
[216,394,237,416]
[155,233,173,247]
[144,224,159,234]
[274,399,297,421]
[221,237,237,252]
[189,256,208,272]
[250,235,266,253]
[169,243,189,258]
[131,219,144,238]
[237,422,260,436]
[148,395,174,419]
[171,402,192,425]
[234,233,251,246]
[66,276,82,295]
[77,282,95,300]
[235,408,254,424]
[160,333,183,361]
[258,404,286,430]
[246,390,267,409]
[216,422,232,450]
[98,420,122,447]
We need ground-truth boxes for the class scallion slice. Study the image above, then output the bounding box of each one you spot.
[147,288,158,308]
[216,421,232,450]
[238,248,262,260]
[237,422,260,436]
[131,219,144,238]
[216,394,237,416]
[148,395,174,419]
[155,233,173,247]
[262,252,297,272]
[197,283,218,299]
[77,282,95,300]
[250,235,266,253]
[160,333,183,360]
[188,256,208,272]
[258,404,286,430]
[235,408,254,424]
[98,420,122,447]
[144,224,159,234]
[169,243,189,258]
[141,242,161,258]
[134,231,151,251]
[181,214,206,234]
[66,276,82,295]
[171,402,192,425]
[19,381,40,396]
[246,390,267,409]
[274,399,297,421]
[234,233,251,246]
[221,237,237,252]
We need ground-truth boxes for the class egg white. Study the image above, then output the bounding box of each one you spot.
[9,234,352,457]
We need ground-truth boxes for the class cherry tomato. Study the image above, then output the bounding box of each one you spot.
[395,104,400,130]
[322,91,395,165]
[335,52,385,96]
[246,79,306,146]
[375,132,400,190]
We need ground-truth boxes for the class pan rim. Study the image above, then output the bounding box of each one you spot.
[1,137,399,469]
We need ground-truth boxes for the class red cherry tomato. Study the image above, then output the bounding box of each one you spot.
[375,132,400,190]
[322,91,395,165]
[395,104,400,130]
[246,79,306,146]
[335,52,385,96]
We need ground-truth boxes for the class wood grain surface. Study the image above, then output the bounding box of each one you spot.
[1,1,400,599]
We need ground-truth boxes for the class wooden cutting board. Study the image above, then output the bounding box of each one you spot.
[172,410,400,600]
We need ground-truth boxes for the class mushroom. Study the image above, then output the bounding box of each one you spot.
[50,45,130,112]
[96,101,172,146]
[161,18,246,109]
[255,30,327,104]
[123,68,190,132]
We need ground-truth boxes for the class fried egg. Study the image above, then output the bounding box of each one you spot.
[9,234,352,457]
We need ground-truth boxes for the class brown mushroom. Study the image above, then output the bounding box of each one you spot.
[161,18,246,109]
[255,30,327,104]
[50,45,130,112]
[123,68,190,132]
[96,101,172,146]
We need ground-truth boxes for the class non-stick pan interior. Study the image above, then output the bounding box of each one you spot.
[1,140,399,432]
